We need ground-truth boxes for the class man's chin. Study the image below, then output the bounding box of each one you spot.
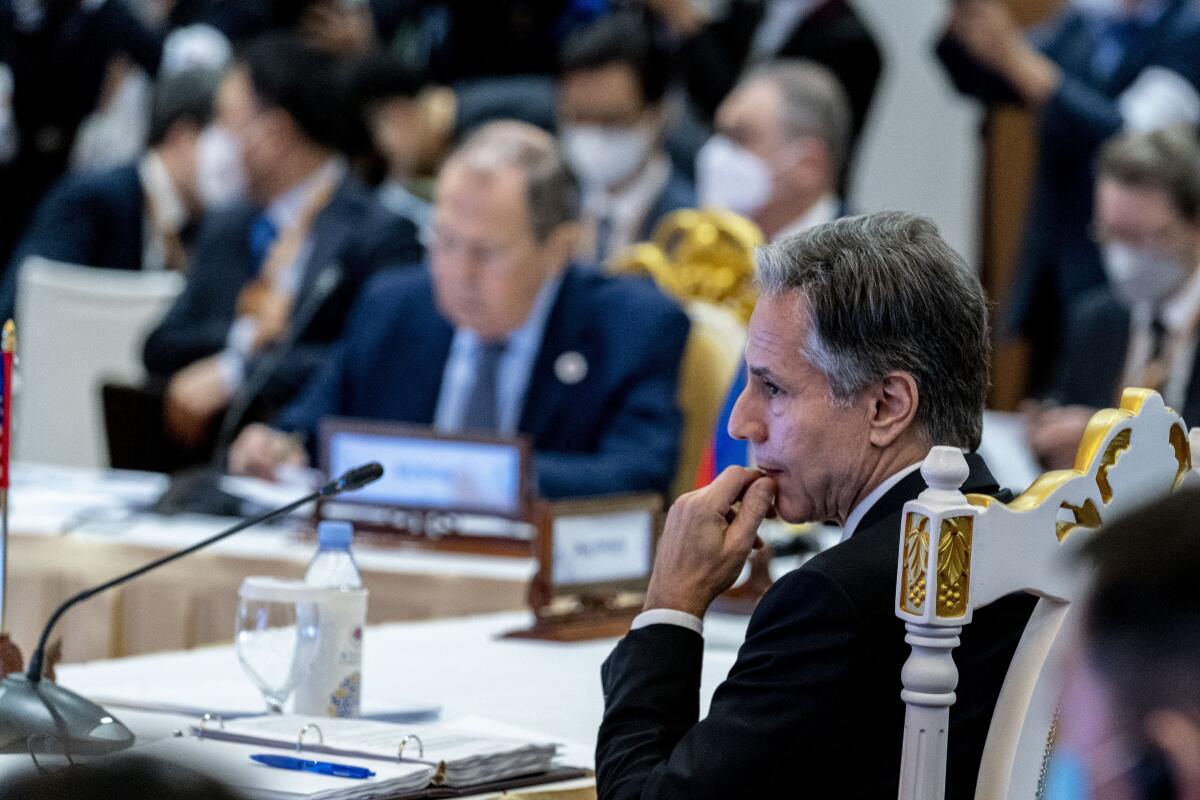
[772,496,814,526]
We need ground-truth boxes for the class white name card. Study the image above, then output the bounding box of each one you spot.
[551,509,653,587]
[326,428,524,517]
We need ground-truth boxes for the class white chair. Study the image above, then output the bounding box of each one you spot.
[13,257,184,468]
[896,388,1197,800]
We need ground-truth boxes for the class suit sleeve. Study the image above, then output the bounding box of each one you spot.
[142,216,240,377]
[596,568,861,800]
[1,178,102,319]
[534,304,689,498]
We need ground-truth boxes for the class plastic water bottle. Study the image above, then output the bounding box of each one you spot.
[304,520,363,589]
[293,521,368,717]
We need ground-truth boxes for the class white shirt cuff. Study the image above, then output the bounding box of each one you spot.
[630,608,704,637]
[215,349,246,394]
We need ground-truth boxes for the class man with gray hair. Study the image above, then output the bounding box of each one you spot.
[230,120,690,500]
[694,58,852,239]
[597,212,1035,799]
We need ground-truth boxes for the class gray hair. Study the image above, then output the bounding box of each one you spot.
[744,59,853,176]
[756,211,990,450]
[1098,125,1200,219]
[448,120,580,241]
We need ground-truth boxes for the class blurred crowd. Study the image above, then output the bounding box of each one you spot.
[2,0,1200,497]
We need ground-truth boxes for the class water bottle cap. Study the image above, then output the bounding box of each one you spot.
[317,520,353,548]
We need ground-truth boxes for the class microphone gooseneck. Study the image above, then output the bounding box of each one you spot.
[24,461,382,682]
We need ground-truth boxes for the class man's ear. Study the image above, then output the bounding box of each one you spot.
[543,221,584,268]
[1144,709,1200,800]
[865,371,920,449]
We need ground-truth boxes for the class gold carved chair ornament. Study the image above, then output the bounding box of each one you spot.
[608,209,762,498]
[895,388,1197,800]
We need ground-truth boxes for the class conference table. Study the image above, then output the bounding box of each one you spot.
[3,463,535,664]
[0,611,752,798]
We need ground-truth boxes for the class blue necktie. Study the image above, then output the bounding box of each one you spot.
[462,340,508,432]
[248,214,279,268]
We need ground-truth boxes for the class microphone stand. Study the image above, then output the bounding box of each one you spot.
[0,461,383,756]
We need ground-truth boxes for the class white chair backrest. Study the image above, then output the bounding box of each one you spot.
[895,388,1195,800]
[14,257,183,468]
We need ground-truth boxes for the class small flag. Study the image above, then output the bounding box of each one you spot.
[695,364,750,487]
[0,320,14,490]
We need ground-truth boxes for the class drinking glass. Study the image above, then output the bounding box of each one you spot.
[235,577,321,714]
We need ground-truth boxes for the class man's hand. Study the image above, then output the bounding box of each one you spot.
[164,356,234,448]
[1027,404,1096,470]
[644,467,778,619]
[228,423,309,480]
[948,0,1060,104]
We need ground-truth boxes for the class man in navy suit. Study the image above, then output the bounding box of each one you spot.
[557,14,695,263]
[1030,127,1200,469]
[0,68,220,318]
[142,35,422,454]
[229,120,690,500]
[937,0,1200,391]
[595,212,1034,799]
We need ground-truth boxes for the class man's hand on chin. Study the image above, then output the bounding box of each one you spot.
[644,467,778,619]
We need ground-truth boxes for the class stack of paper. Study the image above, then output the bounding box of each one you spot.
[136,737,435,800]
[190,714,560,790]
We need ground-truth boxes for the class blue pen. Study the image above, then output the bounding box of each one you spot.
[250,753,376,779]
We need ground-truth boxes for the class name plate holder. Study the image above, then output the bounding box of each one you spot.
[316,418,538,557]
[505,493,662,641]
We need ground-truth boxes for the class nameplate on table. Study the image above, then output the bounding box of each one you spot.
[319,418,534,521]
[551,509,653,589]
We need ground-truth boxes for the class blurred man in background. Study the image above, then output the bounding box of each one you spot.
[1049,488,1200,800]
[938,0,1200,393]
[558,13,694,263]
[140,34,421,461]
[230,121,690,500]
[0,67,221,319]
[1030,127,1200,468]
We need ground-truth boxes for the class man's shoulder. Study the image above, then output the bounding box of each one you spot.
[358,266,433,309]
[44,163,140,206]
[1067,284,1125,331]
[562,268,688,331]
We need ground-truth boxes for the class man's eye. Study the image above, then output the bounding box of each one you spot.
[763,380,782,398]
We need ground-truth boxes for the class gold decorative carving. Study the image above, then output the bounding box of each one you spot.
[1096,429,1131,504]
[936,516,973,617]
[901,513,930,615]
[608,209,763,323]
[1170,424,1191,489]
[1056,498,1102,542]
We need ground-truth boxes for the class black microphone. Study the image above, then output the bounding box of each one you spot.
[0,461,383,755]
[214,263,344,461]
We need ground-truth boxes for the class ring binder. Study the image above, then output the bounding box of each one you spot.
[397,734,423,760]
[199,713,225,732]
[297,723,324,752]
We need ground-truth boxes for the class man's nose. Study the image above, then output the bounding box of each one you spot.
[727,380,765,443]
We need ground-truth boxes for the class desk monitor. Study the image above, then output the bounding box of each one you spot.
[318,418,534,521]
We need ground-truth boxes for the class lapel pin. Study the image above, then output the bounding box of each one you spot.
[554,351,588,385]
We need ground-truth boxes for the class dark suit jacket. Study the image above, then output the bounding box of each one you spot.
[274,266,691,499]
[636,167,697,243]
[0,0,162,267]
[937,0,1200,383]
[1051,284,1200,424]
[680,0,883,146]
[142,172,422,412]
[1,162,150,318]
[596,454,1036,800]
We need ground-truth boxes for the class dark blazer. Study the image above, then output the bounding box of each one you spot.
[1,162,148,318]
[1051,284,1200,424]
[680,0,883,145]
[636,167,697,243]
[596,454,1036,800]
[937,0,1200,383]
[143,172,422,411]
[274,266,691,499]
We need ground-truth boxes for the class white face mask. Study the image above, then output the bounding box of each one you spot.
[1102,242,1191,306]
[561,123,654,189]
[196,123,247,208]
[695,134,772,217]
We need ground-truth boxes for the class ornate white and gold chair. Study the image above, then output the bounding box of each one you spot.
[608,209,762,497]
[896,388,1197,800]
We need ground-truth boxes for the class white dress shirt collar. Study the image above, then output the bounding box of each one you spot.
[583,154,672,258]
[772,194,841,242]
[840,461,924,542]
[265,157,345,231]
[139,152,187,234]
